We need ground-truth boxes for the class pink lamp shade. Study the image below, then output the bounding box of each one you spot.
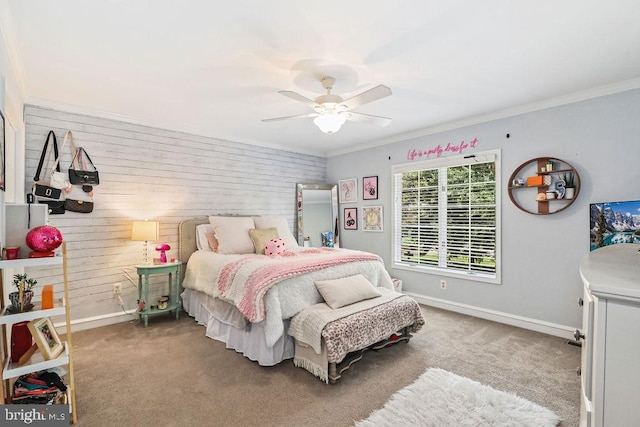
[25,225,63,257]
[155,243,171,263]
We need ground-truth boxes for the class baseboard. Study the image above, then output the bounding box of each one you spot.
[57,294,576,341]
[54,309,138,334]
[405,292,577,340]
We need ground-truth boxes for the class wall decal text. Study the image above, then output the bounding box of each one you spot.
[407,137,478,161]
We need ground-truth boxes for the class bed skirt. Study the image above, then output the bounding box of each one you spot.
[181,289,295,366]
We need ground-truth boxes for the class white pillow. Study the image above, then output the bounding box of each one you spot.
[209,216,256,254]
[196,224,213,251]
[253,216,298,248]
[315,274,382,309]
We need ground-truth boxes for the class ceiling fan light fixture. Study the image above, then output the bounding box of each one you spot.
[314,112,347,134]
[264,76,392,132]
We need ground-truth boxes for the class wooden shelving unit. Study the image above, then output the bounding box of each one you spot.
[0,243,77,423]
[507,156,581,215]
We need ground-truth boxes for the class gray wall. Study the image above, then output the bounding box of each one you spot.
[328,89,640,330]
[23,105,326,324]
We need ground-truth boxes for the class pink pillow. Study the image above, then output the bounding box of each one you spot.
[264,238,286,256]
[204,231,219,252]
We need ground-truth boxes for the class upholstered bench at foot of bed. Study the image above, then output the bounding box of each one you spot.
[292,295,425,384]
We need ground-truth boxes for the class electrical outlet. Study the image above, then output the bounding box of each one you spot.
[440,279,447,289]
[113,283,122,295]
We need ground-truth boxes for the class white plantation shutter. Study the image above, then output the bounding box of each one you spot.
[393,150,501,284]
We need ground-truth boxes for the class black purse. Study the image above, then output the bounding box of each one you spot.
[32,131,64,207]
[68,147,99,185]
[39,200,66,215]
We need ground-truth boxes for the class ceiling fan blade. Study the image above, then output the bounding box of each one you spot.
[262,112,318,122]
[278,91,320,109]
[341,85,392,110]
[346,112,392,127]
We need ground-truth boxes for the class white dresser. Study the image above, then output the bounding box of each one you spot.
[578,244,640,427]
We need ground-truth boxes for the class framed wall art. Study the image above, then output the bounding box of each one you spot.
[344,208,358,230]
[339,178,357,203]
[28,317,64,360]
[363,176,378,200]
[362,206,383,232]
[590,199,640,250]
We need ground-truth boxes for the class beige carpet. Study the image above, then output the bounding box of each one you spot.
[70,305,580,427]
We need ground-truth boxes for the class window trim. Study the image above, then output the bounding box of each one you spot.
[392,149,501,285]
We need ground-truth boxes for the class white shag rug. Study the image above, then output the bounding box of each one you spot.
[356,368,560,427]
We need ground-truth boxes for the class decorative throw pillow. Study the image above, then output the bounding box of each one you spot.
[248,227,279,254]
[204,231,218,252]
[264,238,286,256]
[209,216,255,254]
[253,216,299,248]
[195,224,214,251]
[315,274,382,309]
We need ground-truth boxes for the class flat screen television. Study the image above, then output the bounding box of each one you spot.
[590,199,640,250]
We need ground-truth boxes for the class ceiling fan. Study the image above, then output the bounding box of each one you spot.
[263,76,392,134]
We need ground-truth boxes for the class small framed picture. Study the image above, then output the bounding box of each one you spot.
[321,231,334,248]
[344,208,358,230]
[28,317,64,360]
[339,178,357,203]
[363,176,378,200]
[362,206,383,232]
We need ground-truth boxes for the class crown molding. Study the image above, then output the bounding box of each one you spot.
[327,77,640,158]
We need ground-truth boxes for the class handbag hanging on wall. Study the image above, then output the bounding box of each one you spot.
[50,130,76,193]
[64,139,96,214]
[64,198,94,213]
[64,184,94,213]
[32,131,65,214]
[68,147,99,185]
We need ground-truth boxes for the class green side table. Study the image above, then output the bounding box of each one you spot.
[136,262,181,327]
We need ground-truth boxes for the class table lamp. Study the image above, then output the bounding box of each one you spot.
[131,220,158,264]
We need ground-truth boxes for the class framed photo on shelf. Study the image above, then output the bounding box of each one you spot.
[362,206,383,232]
[28,317,64,360]
[344,208,358,230]
[339,178,357,203]
[363,176,378,200]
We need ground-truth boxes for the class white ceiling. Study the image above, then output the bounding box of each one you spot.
[5,0,640,157]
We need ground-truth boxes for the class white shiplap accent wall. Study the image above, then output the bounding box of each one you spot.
[23,105,326,325]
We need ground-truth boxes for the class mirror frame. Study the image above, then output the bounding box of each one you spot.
[296,183,338,246]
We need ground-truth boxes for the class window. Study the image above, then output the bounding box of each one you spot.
[392,150,500,284]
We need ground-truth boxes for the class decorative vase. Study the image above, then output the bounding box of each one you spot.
[9,291,34,312]
[565,187,575,199]
[26,225,63,253]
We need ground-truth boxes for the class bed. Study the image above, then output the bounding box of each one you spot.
[178,216,395,366]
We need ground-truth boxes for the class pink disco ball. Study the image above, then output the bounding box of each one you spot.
[26,225,63,253]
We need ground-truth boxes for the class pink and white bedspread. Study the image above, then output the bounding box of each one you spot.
[182,247,394,347]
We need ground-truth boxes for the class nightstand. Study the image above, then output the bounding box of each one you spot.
[135,262,181,327]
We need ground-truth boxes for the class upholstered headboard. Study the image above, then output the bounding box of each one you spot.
[178,217,209,264]
[179,214,270,265]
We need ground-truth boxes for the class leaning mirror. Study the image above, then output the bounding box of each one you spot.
[296,183,338,247]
